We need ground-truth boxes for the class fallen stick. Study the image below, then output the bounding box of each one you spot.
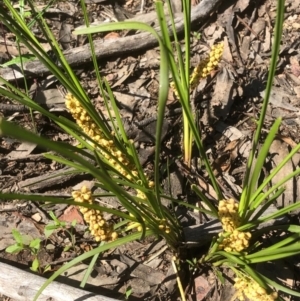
[0,0,222,81]
[0,261,118,301]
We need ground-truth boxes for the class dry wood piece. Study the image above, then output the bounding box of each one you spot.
[17,167,79,191]
[0,261,118,301]
[0,0,223,81]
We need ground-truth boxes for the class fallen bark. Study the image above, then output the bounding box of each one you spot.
[0,261,118,301]
[0,0,222,81]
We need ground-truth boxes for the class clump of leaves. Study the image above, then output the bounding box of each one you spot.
[6,229,42,272]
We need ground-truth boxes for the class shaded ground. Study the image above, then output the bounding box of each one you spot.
[1,0,300,300]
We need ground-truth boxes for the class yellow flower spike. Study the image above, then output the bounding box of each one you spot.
[171,42,223,96]
[234,276,277,301]
[66,93,157,239]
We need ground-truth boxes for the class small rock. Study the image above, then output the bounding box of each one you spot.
[31,213,42,222]
[194,276,211,301]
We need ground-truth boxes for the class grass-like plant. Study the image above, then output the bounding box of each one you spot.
[1,0,300,300]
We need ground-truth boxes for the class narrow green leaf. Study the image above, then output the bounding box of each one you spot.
[246,118,281,210]
[214,251,268,290]
[191,185,218,217]
[250,144,300,208]
[261,274,300,297]
[245,243,300,262]
[239,0,285,217]
[80,252,100,288]
[0,54,36,67]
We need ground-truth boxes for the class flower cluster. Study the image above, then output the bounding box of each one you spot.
[65,93,138,181]
[234,276,278,301]
[189,42,224,90]
[65,94,166,238]
[218,199,251,252]
[218,230,251,252]
[218,199,241,232]
[72,185,118,242]
[170,42,224,96]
